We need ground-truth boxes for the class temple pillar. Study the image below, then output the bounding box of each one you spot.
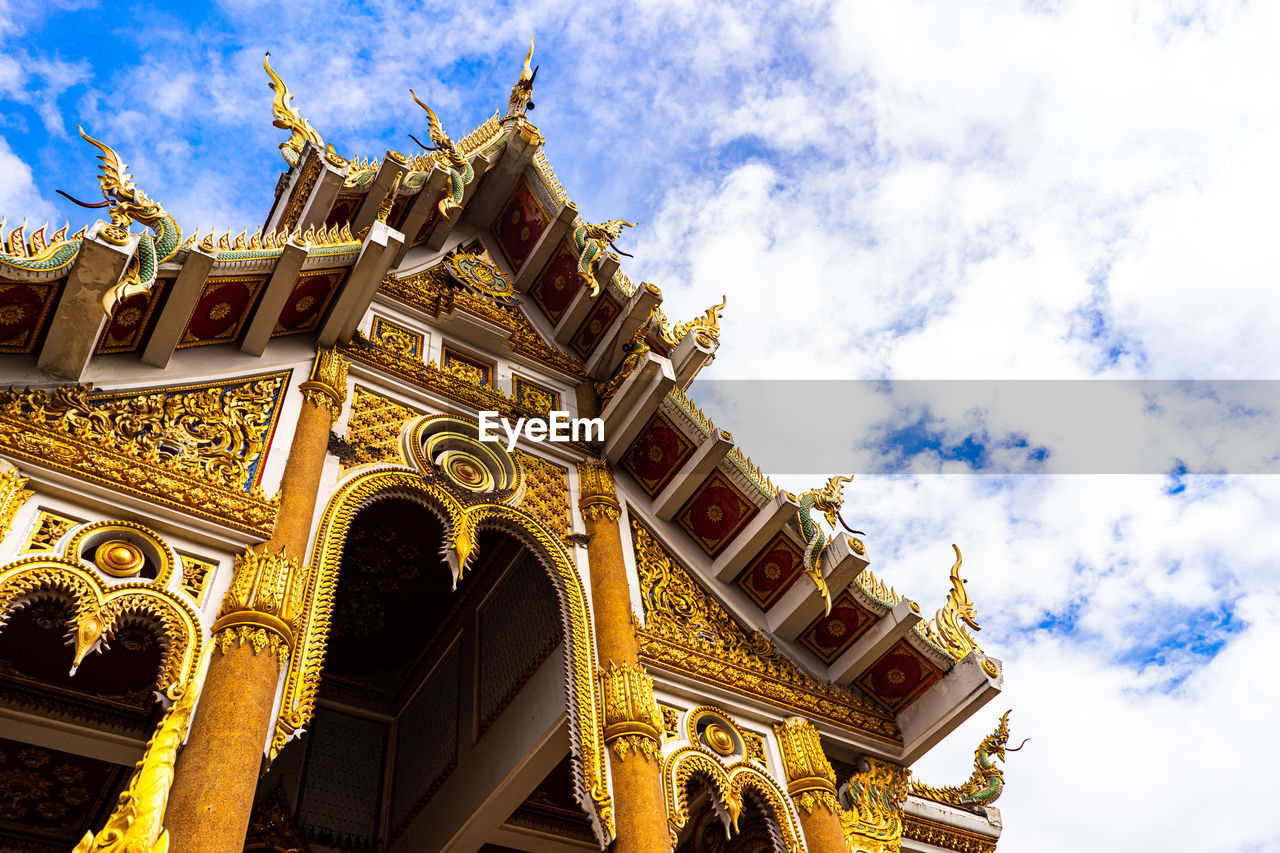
[166,349,348,852]
[774,716,850,853]
[577,460,672,853]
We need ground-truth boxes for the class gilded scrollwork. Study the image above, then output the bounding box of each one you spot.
[0,372,287,494]
[630,518,900,742]
[284,466,615,845]
[0,555,205,702]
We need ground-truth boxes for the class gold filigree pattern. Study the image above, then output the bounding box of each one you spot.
[179,555,215,605]
[0,372,287,493]
[841,757,909,853]
[630,519,900,742]
[22,509,80,553]
[599,660,663,762]
[0,466,31,543]
[663,745,804,853]
[379,267,586,379]
[577,459,620,522]
[915,545,983,662]
[342,386,421,468]
[285,467,614,844]
[774,717,840,815]
[515,451,570,537]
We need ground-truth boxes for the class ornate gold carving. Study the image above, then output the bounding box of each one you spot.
[0,380,283,536]
[285,467,615,843]
[94,540,144,577]
[663,746,804,852]
[774,716,839,815]
[379,267,586,379]
[599,660,663,761]
[179,554,215,605]
[0,555,205,700]
[849,536,866,555]
[841,757,909,853]
[902,815,998,853]
[65,520,178,587]
[507,36,537,117]
[659,703,681,740]
[265,52,326,168]
[653,296,726,348]
[0,373,287,493]
[910,710,1022,809]
[212,548,305,663]
[73,649,209,853]
[342,385,420,468]
[300,347,350,422]
[631,519,900,742]
[341,335,586,449]
[981,658,999,678]
[576,459,620,522]
[742,730,767,766]
[915,545,983,661]
[515,451,570,538]
[98,224,130,246]
[22,510,80,553]
[0,466,31,542]
[682,706,746,761]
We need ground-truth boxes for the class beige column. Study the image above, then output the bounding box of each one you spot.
[166,348,348,852]
[577,459,673,853]
[774,716,850,853]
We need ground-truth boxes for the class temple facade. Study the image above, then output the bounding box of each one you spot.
[0,43,1012,853]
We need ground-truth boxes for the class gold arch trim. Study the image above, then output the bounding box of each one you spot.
[280,463,615,844]
[0,555,205,698]
[664,744,806,853]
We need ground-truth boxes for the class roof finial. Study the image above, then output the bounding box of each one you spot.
[264,52,325,167]
[507,36,538,117]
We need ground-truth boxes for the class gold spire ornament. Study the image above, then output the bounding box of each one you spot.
[264,52,328,167]
[917,545,984,661]
[507,36,538,117]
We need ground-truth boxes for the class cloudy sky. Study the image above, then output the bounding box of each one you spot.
[4,1,1280,850]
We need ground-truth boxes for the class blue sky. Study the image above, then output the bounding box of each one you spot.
[5,1,1280,850]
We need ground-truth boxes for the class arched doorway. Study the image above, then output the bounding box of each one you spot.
[254,458,610,852]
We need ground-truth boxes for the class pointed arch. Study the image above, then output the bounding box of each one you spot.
[664,744,807,853]
[279,463,614,845]
[0,555,206,700]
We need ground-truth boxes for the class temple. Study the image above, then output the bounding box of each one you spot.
[0,42,1013,853]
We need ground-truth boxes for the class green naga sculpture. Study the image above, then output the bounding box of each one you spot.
[792,475,862,616]
[1,128,182,313]
[573,218,634,297]
[910,710,1028,809]
[409,90,475,219]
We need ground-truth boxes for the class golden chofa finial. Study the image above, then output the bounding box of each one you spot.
[264,52,325,167]
[508,36,538,116]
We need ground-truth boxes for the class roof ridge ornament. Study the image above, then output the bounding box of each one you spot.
[910,709,1026,808]
[264,52,334,168]
[791,475,862,615]
[507,36,538,117]
[916,544,984,661]
[573,219,635,297]
[409,90,477,219]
